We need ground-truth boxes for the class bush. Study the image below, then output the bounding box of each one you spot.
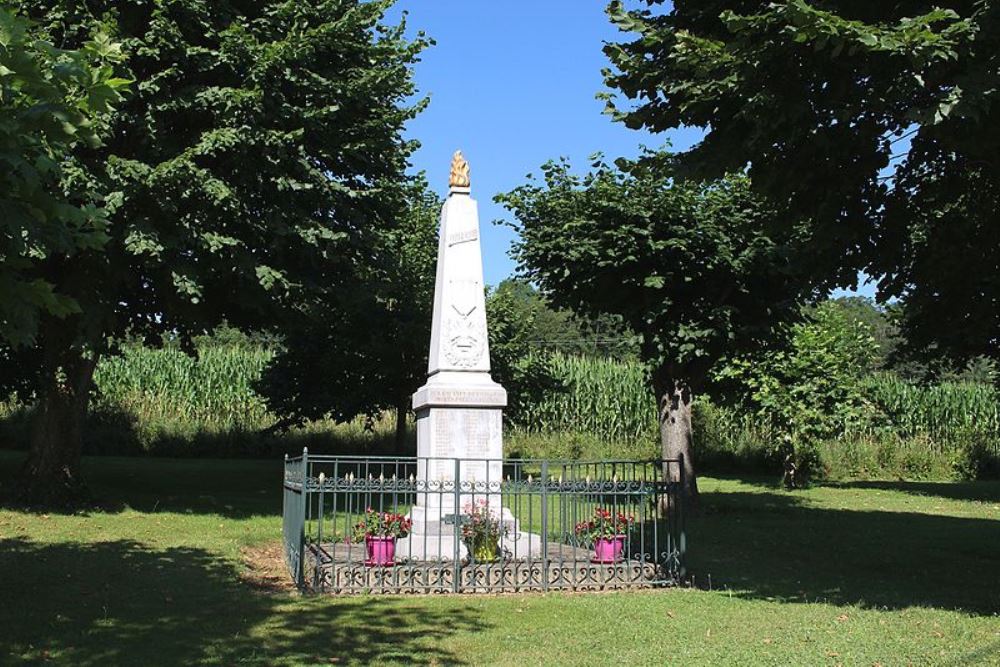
[713,300,879,442]
[693,400,779,474]
[951,433,1000,480]
[818,434,950,481]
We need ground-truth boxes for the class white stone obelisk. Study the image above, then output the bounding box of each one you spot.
[411,151,507,487]
[398,151,540,561]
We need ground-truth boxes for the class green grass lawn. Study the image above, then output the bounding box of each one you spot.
[1,451,998,666]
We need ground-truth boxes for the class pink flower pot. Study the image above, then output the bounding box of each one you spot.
[592,535,626,564]
[365,536,397,567]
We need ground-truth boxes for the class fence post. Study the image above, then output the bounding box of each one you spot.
[453,457,462,593]
[677,454,686,579]
[299,446,308,589]
[282,453,289,580]
[540,460,549,592]
[315,472,325,590]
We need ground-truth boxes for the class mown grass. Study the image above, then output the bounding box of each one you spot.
[1,451,997,665]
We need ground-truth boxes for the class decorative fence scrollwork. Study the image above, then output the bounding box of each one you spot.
[282,452,685,594]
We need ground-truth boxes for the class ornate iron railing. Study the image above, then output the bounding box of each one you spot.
[282,451,686,594]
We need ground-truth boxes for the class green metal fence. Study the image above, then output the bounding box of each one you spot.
[282,450,686,594]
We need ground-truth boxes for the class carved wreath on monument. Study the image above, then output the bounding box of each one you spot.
[445,304,486,368]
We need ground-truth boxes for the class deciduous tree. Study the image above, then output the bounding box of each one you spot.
[603,1,999,364]
[498,157,813,500]
[258,179,440,453]
[5,0,427,503]
[0,8,127,347]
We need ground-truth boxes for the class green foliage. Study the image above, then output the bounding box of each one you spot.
[486,282,564,425]
[512,352,654,442]
[820,433,956,482]
[716,301,879,442]
[258,178,441,430]
[487,279,639,360]
[498,157,809,387]
[692,400,779,473]
[862,374,1000,442]
[505,429,656,463]
[2,333,997,479]
[0,8,127,346]
[499,154,813,493]
[3,0,428,393]
[573,507,634,545]
[351,509,412,541]
[93,343,273,430]
[951,435,1000,481]
[883,154,1000,366]
[604,0,1000,365]
[486,279,641,427]
[460,498,508,548]
[1,0,430,496]
[0,339,410,456]
[828,297,900,370]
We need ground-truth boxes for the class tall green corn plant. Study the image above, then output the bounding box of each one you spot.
[515,353,656,442]
[862,373,1000,441]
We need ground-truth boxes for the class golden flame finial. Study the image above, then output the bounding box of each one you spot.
[449,150,470,190]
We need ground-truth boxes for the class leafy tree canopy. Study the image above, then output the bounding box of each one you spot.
[0,8,127,347]
[258,177,440,451]
[497,155,817,497]
[5,0,428,502]
[604,0,1000,363]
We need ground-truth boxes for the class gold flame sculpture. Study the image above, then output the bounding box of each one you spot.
[449,150,470,189]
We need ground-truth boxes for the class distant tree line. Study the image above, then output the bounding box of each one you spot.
[4,0,1000,504]
[494,1,1000,499]
[0,0,430,503]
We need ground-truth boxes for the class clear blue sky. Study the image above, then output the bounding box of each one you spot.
[385,0,700,286]
[386,1,875,299]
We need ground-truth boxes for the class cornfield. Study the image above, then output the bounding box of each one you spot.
[93,344,275,432]
[484,353,1000,448]
[89,347,1000,445]
[861,373,1000,439]
[8,343,993,474]
[514,353,657,442]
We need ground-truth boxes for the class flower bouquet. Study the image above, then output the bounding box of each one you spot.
[574,507,634,563]
[460,498,508,563]
[352,508,412,567]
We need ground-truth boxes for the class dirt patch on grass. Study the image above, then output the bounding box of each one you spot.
[240,542,296,593]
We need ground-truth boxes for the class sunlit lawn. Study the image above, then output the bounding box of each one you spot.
[1,451,998,665]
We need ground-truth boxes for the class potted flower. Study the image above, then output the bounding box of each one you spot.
[460,498,508,563]
[575,508,634,563]
[352,508,412,567]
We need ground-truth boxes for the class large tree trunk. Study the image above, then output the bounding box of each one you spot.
[653,370,699,506]
[393,399,409,455]
[18,341,99,506]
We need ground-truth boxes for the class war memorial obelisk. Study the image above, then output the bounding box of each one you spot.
[399,151,539,561]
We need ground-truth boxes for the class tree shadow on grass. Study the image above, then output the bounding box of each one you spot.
[0,450,283,519]
[688,487,1000,616]
[0,446,420,521]
[0,537,487,666]
[830,479,1000,504]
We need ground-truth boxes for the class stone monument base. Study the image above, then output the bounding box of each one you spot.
[397,506,543,562]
